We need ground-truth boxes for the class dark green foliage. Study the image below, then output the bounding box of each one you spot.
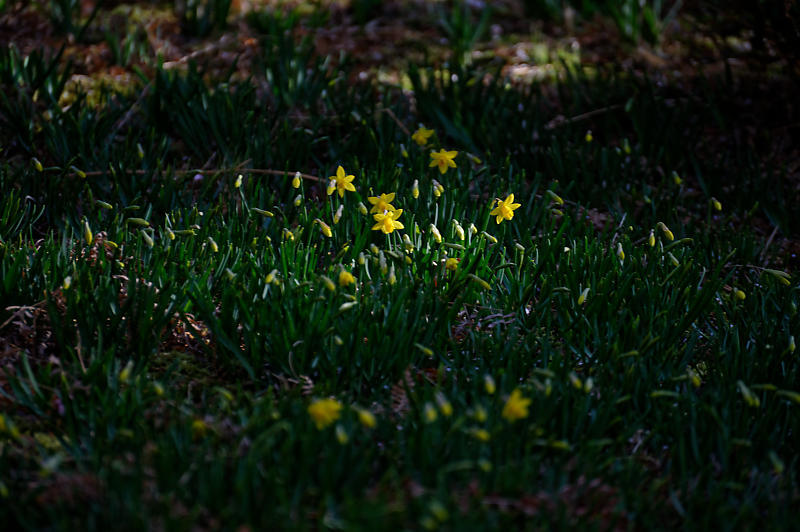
[0,7,798,529]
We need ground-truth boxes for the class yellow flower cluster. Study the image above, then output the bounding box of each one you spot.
[308,398,377,432]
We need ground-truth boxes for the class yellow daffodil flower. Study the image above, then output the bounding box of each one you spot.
[328,166,356,197]
[429,149,458,174]
[338,270,356,287]
[308,398,343,429]
[489,193,521,224]
[356,408,377,429]
[368,192,396,214]
[445,257,459,271]
[412,127,434,146]
[501,389,531,422]
[372,209,404,234]
[292,172,301,189]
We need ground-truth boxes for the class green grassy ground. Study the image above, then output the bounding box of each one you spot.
[1,2,798,530]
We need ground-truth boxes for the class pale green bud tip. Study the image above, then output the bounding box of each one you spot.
[577,287,590,305]
[546,190,564,205]
[667,251,680,267]
[657,222,674,241]
[70,165,86,179]
[82,219,93,246]
[737,380,760,408]
[763,269,791,286]
[414,343,434,356]
[484,374,496,394]
[119,360,134,383]
[320,275,336,292]
[251,208,274,217]
[468,273,491,291]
